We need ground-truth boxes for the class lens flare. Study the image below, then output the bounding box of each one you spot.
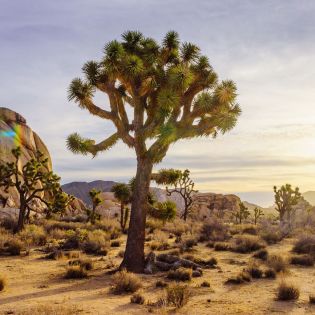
[0,124,22,146]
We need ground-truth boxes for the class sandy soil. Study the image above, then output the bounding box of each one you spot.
[1,238,315,315]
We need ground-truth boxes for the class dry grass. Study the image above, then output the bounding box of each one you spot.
[111,270,142,294]
[166,284,191,308]
[276,281,300,301]
[264,268,276,279]
[253,249,268,261]
[167,268,192,282]
[19,225,47,246]
[292,234,315,255]
[290,254,314,266]
[130,293,145,304]
[200,218,230,242]
[232,235,265,253]
[246,262,263,279]
[267,255,288,273]
[64,266,88,279]
[225,271,251,285]
[14,305,79,315]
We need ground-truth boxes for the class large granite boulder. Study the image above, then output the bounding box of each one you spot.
[0,107,53,208]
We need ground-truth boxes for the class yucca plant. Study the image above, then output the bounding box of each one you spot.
[67,30,241,272]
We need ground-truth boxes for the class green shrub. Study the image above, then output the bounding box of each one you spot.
[167,268,192,282]
[290,255,314,266]
[111,270,142,294]
[130,293,145,304]
[277,282,299,301]
[232,235,265,253]
[64,266,88,279]
[166,284,191,308]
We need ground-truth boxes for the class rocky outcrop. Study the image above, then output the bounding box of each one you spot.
[0,107,53,208]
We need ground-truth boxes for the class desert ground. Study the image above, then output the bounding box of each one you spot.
[1,221,315,315]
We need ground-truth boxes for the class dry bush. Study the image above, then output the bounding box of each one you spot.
[19,225,47,246]
[232,235,265,253]
[290,255,314,266]
[64,266,88,279]
[156,280,168,288]
[277,281,299,301]
[146,219,164,234]
[49,228,68,240]
[181,238,197,250]
[259,225,283,244]
[0,217,17,231]
[200,280,210,287]
[150,231,169,251]
[267,255,287,273]
[192,257,218,268]
[81,229,109,255]
[117,250,125,258]
[62,229,86,250]
[167,268,192,281]
[64,250,81,259]
[110,240,120,247]
[292,234,315,255]
[225,271,251,284]
[309,295,315,304]
[0,275,6,291]
[69,258,93,271]
[45,249,65,260]
[6,238,24,256]
[166,284,191,308]
[264,268,276,279]
[241,224,258,235]
[199,218,229,242]
[14,305,79,315]
[246,262,263,279]
[111,270,142,294]
[130,293,145,304]
[214,242,230,251]
[253,249,268,261]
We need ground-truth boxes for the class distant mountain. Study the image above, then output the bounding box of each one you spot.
[62,180,117,205]
[243,201,276,216]
[302,191,315,206]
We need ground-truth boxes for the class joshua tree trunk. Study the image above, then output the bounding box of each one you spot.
[16,197,26,233]
[120,157,153,273]
[120,203,125,231]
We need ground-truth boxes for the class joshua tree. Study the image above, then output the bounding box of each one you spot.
[253,207,264,225]
[274,184,301,223]
[148,200,177,224]
[0,147,70,232]
[66,31,241,272]
[87,188,102,224]
[111,183,131,232]
[232,202,250,224]
[153,168,197,221]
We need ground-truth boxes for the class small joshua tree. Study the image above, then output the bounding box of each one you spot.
[274,184,301,224]
[232,202,250,224]
[0,147,71,232]
[153,169,197,221]
[87,189,102,224]
[253,207,264,225]
[111,183,131,232]
[148,200,177,224]
[67,31,241,272]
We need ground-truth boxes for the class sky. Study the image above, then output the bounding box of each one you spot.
[1,0,315,206]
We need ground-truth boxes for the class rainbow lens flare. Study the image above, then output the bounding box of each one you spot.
[0,124,22,146]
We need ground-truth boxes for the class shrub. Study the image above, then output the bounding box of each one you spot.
[225,271,251,285]
[193,257,218,268]
[49,228,68,240]
[214,242,229,251]
[166,284,191,308]
[200,218,229,242]
[111,270,142,294]
[167,268,192,282]
[264,268,276,279]
[242,225,257,235]
[111,240,120,247]
[130,293,145,304]
[200,281,210,287]
[156,280,168,288]
[64,251,81,259]
[64,266,88,279]
[19,225,47,246]
[69,258,93,271]
[232,235,265,253]
[81,229,109,255]
[259,226,283,244]
[293,234,315,255]
[150,231,169,251]
[267,255,287,273]
[253,249,268,261]
[246,264,263,279]
[309,295,315,304]
[0,275,6,291]
[290,255,314,266]
[277,282,299,301]
[206,241,214,248]
[45,250,65,260]
[6,239,23,255]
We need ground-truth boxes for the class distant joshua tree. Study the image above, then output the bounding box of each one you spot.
[274,184,301,224]
[66,30,241,272]
[0,147,72,232]
[87,188,103,224]
[111,183,131,233]
[232,202,250,224]
[153,169,197,221]
[253,207,264,225]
